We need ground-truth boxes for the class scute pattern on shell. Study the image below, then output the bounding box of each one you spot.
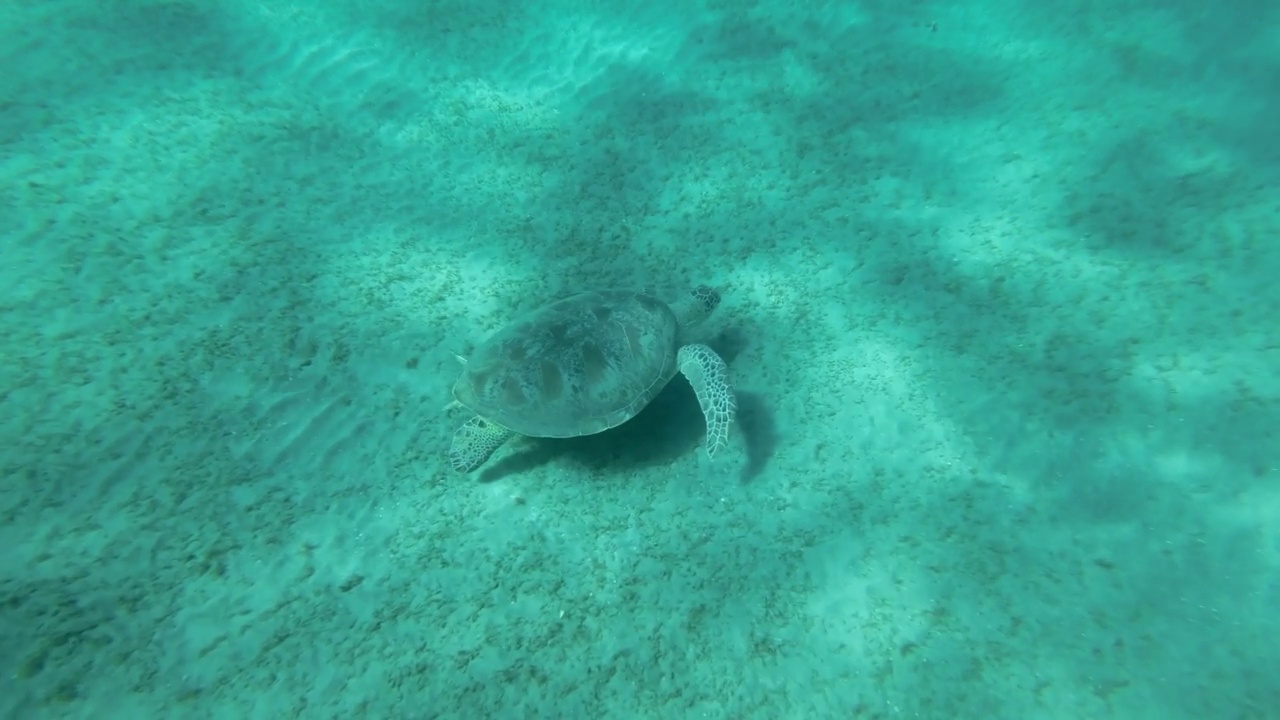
[453,290,680,438]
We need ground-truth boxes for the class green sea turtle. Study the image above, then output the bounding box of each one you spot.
[448,286,736,472]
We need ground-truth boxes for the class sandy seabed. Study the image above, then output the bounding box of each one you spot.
[1,1,1276,718]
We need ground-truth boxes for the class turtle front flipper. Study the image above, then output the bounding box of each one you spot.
[677,343,736,458]
[450,416,515,472]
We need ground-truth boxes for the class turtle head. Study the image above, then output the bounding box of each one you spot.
[674,285,721,329]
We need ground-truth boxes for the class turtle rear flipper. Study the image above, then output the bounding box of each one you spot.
[677,343,736,458]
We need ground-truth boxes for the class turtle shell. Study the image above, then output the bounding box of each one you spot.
[453,290,680,438]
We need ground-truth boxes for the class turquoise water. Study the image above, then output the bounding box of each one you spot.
[2,0,1277,717]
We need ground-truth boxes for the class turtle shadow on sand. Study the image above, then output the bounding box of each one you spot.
[729,389,776,483]
[475,379,706,481]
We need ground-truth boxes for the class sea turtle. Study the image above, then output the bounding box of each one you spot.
[448,285,736,472]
